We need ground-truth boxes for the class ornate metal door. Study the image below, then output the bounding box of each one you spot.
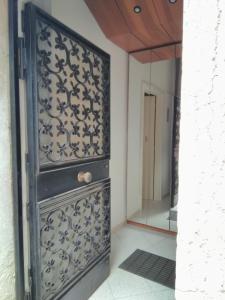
[23,3,110,300]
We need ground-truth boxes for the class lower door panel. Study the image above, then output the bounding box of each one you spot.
[38,179,110,300]
[61,255,110,300]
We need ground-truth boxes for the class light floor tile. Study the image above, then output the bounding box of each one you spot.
[107,269,161,299]
[151,236,177,260]
[89,280,114,300]
[111,226,169,265]
[115,289,175,300]
[89,225,176,300]
[144,280,171,293]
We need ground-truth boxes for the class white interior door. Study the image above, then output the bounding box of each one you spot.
[142,95,156,202]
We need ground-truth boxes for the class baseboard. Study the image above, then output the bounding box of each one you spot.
[127,220,177,236]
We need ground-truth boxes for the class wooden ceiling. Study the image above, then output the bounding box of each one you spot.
[132,43,182,63]
[85,0,183,63]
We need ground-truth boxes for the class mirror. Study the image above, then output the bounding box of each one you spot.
[127,45,181,232]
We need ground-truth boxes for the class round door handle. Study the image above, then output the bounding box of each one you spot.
[77,171,93,183]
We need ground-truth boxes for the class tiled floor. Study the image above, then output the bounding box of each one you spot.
[89,225,176,300]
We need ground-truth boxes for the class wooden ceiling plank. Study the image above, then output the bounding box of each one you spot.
[115,0,172,47]
[152,0,183,42]
[85,0,145,51]
[142,0,173,44]
[132,49,161,64]
[132,43,182,63]
[153,45,176,60]
[114,0,149,48]
[110,33,146,52]
[85,0,183,53]
[85,0,127,37]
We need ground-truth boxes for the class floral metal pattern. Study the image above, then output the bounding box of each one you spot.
[36,17,110,167]
[40,184,110,300]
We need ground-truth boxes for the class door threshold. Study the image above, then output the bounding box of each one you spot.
[127,220,177,236]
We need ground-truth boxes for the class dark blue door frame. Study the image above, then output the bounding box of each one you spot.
[8,0,24,299]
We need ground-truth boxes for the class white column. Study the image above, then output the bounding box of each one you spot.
[176,1,225,299]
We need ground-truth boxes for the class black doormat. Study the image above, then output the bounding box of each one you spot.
[119,249,175,289]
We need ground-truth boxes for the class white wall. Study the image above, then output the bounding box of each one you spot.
[127,57,175,218]
[0,1,16,299]
[176,1,225,299]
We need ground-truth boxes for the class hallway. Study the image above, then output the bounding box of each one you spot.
[2,1,225,299]
[89,225,176,300]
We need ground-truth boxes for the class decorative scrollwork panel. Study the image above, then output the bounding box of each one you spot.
[36,16,110,168]
[39,182,110,300]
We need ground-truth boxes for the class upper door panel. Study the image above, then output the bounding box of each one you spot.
[26,5,110,171]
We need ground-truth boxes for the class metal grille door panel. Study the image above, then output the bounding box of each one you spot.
[40,181,110,300]
[36,13,110,169]
[23,3,110,300]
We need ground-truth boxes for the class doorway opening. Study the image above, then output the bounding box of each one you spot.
[10,1,183,300]
[141,92,175,231]
[127,51,180,234]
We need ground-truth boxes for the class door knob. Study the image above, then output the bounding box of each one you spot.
[77,171,93,183]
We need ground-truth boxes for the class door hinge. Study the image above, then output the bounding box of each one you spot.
[18,37,27,79]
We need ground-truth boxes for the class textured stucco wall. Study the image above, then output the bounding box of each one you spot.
[176,1,225,299]
[0,1,16,300]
